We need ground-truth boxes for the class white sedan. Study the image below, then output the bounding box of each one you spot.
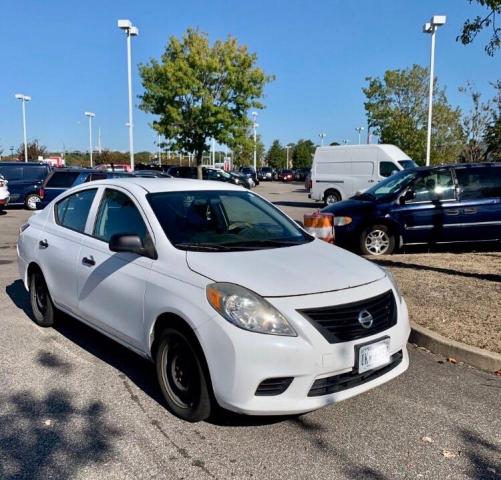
[17,178,410,422]
[0,174,9,211]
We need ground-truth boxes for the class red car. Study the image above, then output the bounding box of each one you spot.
[279,169,294,182]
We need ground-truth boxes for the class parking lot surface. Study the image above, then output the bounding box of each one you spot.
[1,186,500,480]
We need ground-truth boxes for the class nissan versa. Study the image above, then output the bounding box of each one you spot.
[17,178,410,422]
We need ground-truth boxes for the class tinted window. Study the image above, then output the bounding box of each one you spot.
[46,171,80,188]
[379,161,398,178]
[455,167,501,200]
[93,189,148,243]
[88,173,107,182]
[0,165,23,181]
[55,189,97,232]
[23,166,49,182]
[409,170,455,203]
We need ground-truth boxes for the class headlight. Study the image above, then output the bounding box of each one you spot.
[206,283,297,336]
[381,267,403,303]
[333,216,352,226]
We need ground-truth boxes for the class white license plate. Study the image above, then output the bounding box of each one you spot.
[358,338,391,374]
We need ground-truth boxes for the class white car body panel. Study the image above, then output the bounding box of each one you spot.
[18,178,410,416]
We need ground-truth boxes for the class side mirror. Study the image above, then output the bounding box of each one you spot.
[400,189,416,205]
[109,234,156,259]
[391,170,399,176]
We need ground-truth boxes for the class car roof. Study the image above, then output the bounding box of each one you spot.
[0,161,49,166]
[411,162,500,173]
[51,168,95,173]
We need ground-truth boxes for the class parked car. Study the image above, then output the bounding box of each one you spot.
[229,171,252,189]
[0,162,52,210]
[133,170,172,178]
[239,166,260,186]
[38,169,134,208]
[0,174,10,211]
[167,166,241,187]
[323,163,501,255]
[295,168,310,182]
[305,170,312,191]
[310,144,418,205]
[18,177,410,422]
[279,169,294,182]
[259,166,273,181]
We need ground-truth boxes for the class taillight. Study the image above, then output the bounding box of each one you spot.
[0,180,4,187]
[19,223,30,234]
[308,179,312,189]
[39,188,45,199]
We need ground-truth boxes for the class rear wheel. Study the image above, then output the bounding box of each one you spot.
[324,190,341,205]
[360,224,396,256]
[156,328,212,422]
[25,194,41,211]
[29,270,56,327]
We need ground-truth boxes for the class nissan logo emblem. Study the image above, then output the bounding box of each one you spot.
[358,309,373,329]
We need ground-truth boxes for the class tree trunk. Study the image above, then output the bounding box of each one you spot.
[196,149,204,180]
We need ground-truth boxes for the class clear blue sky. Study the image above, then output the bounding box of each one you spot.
[0,0,499,154]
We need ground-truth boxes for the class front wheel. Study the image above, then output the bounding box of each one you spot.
[156,328,212,422]
[25,194,41,211]
[324,190,341,205]
[29,270,56,327]
[360,225,396,256]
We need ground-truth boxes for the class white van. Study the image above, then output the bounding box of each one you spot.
[309,144,417,204]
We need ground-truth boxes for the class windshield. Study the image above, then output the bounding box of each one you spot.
[147,190,312,251]
[398,160,418,170]
[355,170,417,200]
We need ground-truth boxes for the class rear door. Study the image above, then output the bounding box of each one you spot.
[451,165,501,241]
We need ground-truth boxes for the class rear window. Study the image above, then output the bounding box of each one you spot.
[23,166,49,181]
[46,171,80,188]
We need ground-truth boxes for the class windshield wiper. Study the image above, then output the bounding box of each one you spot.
[175,242,236,252]
[226,239,304,248]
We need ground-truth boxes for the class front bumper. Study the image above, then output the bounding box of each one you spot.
[196,278,410,415]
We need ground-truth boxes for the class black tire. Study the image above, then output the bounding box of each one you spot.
[25,193,41,211]
[156,328,212,422]
[29,270,56,327]
[324,190,341,205]
[360,224,396,256]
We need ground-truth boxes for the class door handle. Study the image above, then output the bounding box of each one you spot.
[82,256,95,267]
[368,180,375,183]
[445,209,460,216]
[39,239,49,249]
[463,207,477,214]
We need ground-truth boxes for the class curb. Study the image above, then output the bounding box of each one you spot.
[409,322,501,373]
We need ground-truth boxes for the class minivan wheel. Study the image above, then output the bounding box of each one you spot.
[156,328,212,422]
[25,194,41,211]
[361,225,395,256]
[324,190,341,205]
[29,271,56,327]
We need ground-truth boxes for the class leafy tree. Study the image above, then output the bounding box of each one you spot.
[266,140,286,168]
[484,80,501,160]
[135,151,152,164]
[363,64,464,165]
[231,132,265,167]
[139,28,273,178]
[458,0,501,56]
[292,139,315,168]
[17,140,48,161]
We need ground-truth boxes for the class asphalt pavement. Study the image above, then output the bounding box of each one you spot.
[0,184,500,480]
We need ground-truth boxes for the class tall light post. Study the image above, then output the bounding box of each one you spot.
[285,144,292,169]
[85,112,95,167]
[118,19,139,170]
[252,111,258,171]
[355,126,364,145]
[15,94,31,162]
[423,15,446,166]
[318,132,326,146]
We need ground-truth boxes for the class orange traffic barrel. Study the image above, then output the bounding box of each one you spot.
[304,211,335,243]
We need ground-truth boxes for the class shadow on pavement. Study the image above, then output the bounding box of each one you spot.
[5,279,32,319]
[373,259,501,283]
[0,388,120,479]
[273,200,319,209]
[460,428,500,480]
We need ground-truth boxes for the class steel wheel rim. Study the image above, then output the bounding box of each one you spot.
[27,195,40,210]
[326,194,338,205]
[365,229,390,255]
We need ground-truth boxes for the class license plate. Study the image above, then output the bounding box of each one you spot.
[357,338,391,374]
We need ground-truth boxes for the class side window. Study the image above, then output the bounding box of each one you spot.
[455,167,501,200]
[0,166,23,181]
[55,189,97,233]
[88,173,107,182]
[379,162,398,178]
[409,170,455,203]
[93,189,148,243]
[23,166,49,182]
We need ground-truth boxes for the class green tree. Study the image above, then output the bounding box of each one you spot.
[484,80,501,160]
[292,139,315,168]
[135,151,152,164]
[363,64,464,165]
[17,140,48,161]
[458,0,501,56]
[232,132,265,167]
[266,140,286,168]
[139,28,273,178]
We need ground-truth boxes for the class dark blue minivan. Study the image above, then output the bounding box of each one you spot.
[0,162,52,210]
[323,163,501,255]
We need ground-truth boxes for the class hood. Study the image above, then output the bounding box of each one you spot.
[322,198,374,216]
[186,239,385,297]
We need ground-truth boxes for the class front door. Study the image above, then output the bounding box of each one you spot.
[76,187,153,350]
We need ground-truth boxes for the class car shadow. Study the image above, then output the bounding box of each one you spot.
[273,200,318,209]
[459,428,500,480]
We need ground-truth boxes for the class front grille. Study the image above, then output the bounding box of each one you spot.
[298,290,397,344]
[255,377,294,396]
[308,350,403,397]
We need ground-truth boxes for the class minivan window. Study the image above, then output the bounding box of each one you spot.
[408,170,455,203]
[398,160,418,170]
[93,189,148,243]
[0,165,23,181]
[355,170,417,200]
[455,167,501,200]
[148,190,312,251]
[379,161,398,178]
[46,171,80,188]
[23,166,49,182]
[55,189,97,233]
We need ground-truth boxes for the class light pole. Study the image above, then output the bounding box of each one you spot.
[318,133,326,146]
[355,126,364,145]
[252,111,258,171]
[118,19,139,170]
[285,145,292,169]
[85,112,95,167]
[15,94,31,162]
[157,134,162,166]
[423,15,446,166]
